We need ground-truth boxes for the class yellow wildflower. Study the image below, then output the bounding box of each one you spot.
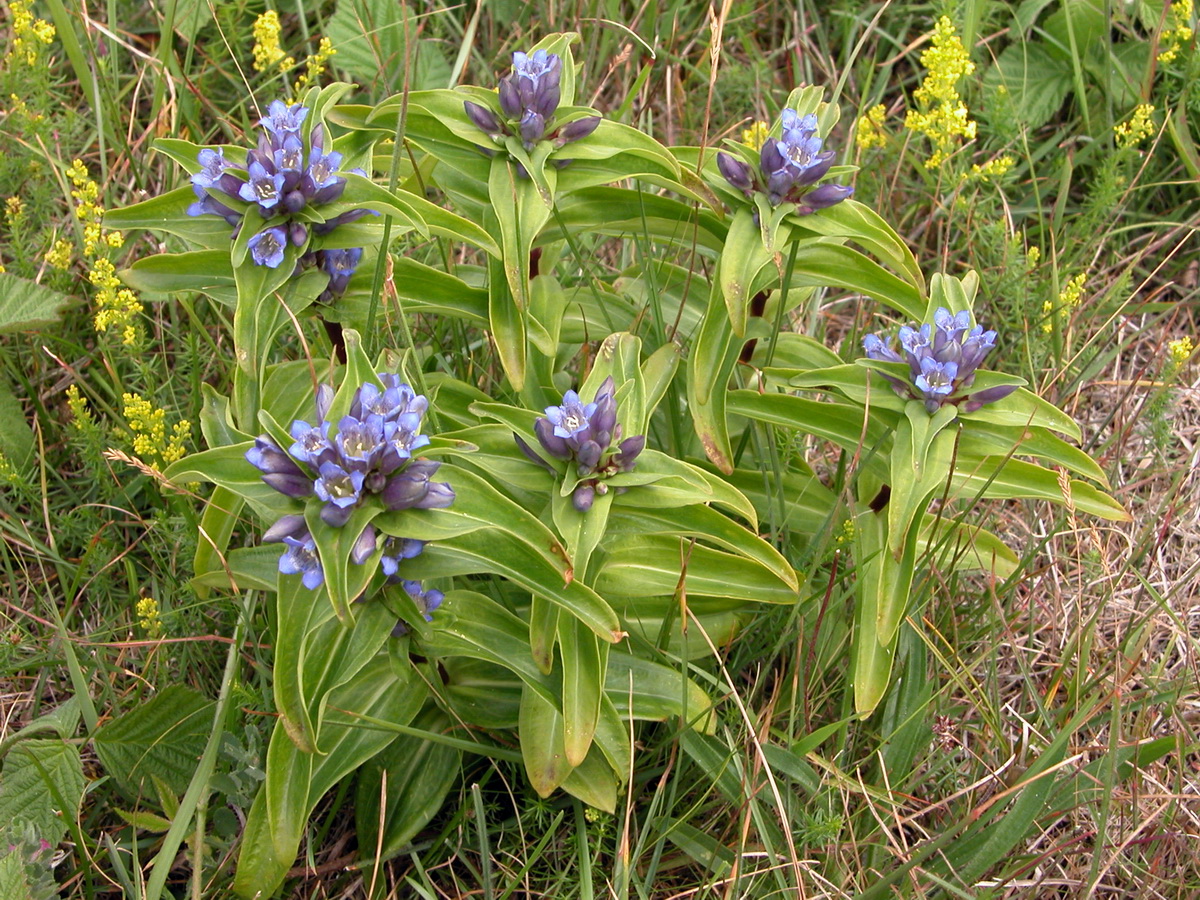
[295,36,336,93]
[5,197,23,221]
[970,155,1015,183]
[123,393,191,467]
[855,104,887,150]
[1026,245,1041,267]
[740,120,770,151]
[252,11,295,74]
[1114,104,1156,149]
[1159,0,1193,63]
[1169,336,1193,366]
[904,17,977,168]
[90,257,144,345]
[10,0,56,66]
[45,238,72,270]
[135,596,162,637]
[1042,272,1086,333]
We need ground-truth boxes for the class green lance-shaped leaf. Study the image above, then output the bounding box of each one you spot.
[850,504,919,714]
[726,389,892,463]
[787,198,925,293]
[887,402,959,557]
[303,502,387,625]
[341,173,499,255]
[609,450,759,525]
[488,252,527,390]
[960,420,1107,486]
[560,742,619,812]
[164,441,303,521]
[377,467,623,642]
[355,706,462,863]
[719,206,780,337]
[606,651,715,732]
[551,187,727,253]
[103,186,238,250]
[520,685,574,797]
[949,452,1130,521]
[606,505,797,592]
[595,534,798,606]
[529,593,560,675]
[382,258,488,325]
[192,486,244,599]
[688,283,756,473]
[489,153,555,313]
[235,656,425,899]
[121,250,235,301]
[786,243,926,320]
[559,614,607,767]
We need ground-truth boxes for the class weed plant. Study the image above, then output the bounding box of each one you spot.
[0,1,1197,898]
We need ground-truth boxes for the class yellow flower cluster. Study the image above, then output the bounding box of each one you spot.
[740,120,770,151]
[1159,0,1193,63]
[65,384,94,428]
[252,11,295,74]
[0,451,21,486]
[90,257,143,346]
[135,596,163,637]
[1042,272,1086,333]
[904,17,977,169]
[1114,103,1156,149]
[9,0,55,66]
[123,393,191,467]
[855,104,887,150]
[8,94,44,124]
[970,155,1015,183]
[45,238,71,269]
[1169,336,1193,366]
[65,159,122,257]
[295,37,336,93]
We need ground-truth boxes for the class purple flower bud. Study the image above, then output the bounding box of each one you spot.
[795,183,854,214]
[519,110,546,146]
[350,523,377,565]
[961,384,1019,413]
[614,434,645,471]
[262,514,309,543]
[573,483,595,512]
[556,116,600,147]
[498,78,521,119]
[379,459,441,510]
[534,417,571,459]
[718,152,754,193]
[576,439,603,473]
[464,100,503,137]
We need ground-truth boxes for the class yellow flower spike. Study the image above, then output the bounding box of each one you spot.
[10,0,55,66]
[252,11,288,73]
[904,16,977,168]
[1169,336,1193,366]
[855,104,887,150]
[1114,104,1156,149]
[739,121,770,152]
[295,36,336,93]
[122,393,190,468]
[45,239,72,270]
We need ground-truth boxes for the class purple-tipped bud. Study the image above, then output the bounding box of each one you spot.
[350,524,377,565]
[718,152,754,193]
[862,333,903,363]
[573,483,595,512]
[576,440,603,473]
[262,514,309,543]
[498,78,521,118]
[515,432,560,473]
[556,116,600,147]
[519,110,546,146]
[795,183,854,214]
[961,384,1020,413]
[614,434,645,471]
[261,472,315,498]
[464,100,503,137]
[534,418,572,459]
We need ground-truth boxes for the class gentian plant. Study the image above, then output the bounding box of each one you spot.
[105,33,1128,899]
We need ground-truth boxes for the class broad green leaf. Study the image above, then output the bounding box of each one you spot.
[104,187,237,249]
[355,706,462,862]
[595,535,797,606]
[983,40,1073,130]
[787,243,925,319]
[121,251,235,300]
[687,283,750,472]
[0,740,84,845]
[422,590,558,707]
[606,652,714,732]
[960,421,1106,486]
[950,453,1130,521]
[726,389,891,455]
[0,273,73,332]
[887,403,958,556]
[788,199,924,292]
[231,783,293,899]
[520,687,573,797]
[559,615,606,767]
[326,0,450,92]
[719,206,777,337]
[560,744,618,812]
[93,686,214,797]
[442,658,523,729]
[0,377,34,468]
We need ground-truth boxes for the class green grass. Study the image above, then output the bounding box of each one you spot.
[1,0,1198,897]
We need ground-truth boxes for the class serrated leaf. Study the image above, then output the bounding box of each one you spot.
[984,41,1073,130]
[93,685,214,797]
[0,274,72,333]
[0,740,84,845]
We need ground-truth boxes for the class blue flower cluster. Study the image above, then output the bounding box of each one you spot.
[464,49,600,152]
[519,376,646,511]
[246,375,455,591]
[718,109,854,212]
[188,100,371,287]
[862,308,1018,413]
